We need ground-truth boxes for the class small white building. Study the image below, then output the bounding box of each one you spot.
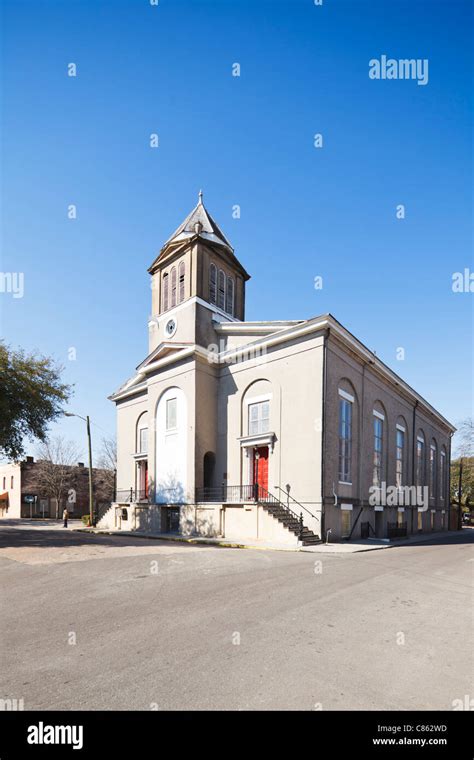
[100,194,454,545]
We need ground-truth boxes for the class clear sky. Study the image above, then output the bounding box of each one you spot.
[1,0,472,462]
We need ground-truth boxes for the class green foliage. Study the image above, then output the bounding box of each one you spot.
[450,457,474,508]
[0,342,72,461]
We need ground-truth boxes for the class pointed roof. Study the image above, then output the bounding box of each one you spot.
[162,191,234,253]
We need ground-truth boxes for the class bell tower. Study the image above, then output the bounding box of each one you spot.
[147,193,250,352]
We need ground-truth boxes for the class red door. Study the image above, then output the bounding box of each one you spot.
[252,447,269,498]
[144,462,149,499]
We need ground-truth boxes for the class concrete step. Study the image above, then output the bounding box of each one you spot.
[262,502,320,544]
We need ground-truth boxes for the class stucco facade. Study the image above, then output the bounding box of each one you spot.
[102,196,455,544]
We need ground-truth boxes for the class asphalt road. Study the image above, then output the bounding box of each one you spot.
[1,523,472,710]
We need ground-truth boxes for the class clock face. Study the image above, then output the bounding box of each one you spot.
[165,318,177,337]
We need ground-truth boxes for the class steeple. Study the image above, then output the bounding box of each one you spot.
[158,190,234,256]
[147,194,250,351]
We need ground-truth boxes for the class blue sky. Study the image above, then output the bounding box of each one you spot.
[1,0,472,461]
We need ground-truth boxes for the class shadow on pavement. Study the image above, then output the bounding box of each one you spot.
[386,527,474,549]
[0,521,218,552]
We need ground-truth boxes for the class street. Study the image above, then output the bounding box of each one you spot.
[1,522,473,710]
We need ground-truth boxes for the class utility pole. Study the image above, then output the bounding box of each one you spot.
[458,457,463,530]
[63,411,94,528]
[86,415,94,527]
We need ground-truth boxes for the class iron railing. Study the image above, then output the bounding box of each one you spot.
[195,484,256,503]
[257,486,306,540]
[361,521,376,539]
[195,484,309,539]
[115,488,149,504]
[272,485,318,521]
[387,522,408,539]
[195,483,302,505]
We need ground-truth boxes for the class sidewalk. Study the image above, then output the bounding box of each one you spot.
[1,518,84,531]
[74,526,469,553]
[301,529,468,553]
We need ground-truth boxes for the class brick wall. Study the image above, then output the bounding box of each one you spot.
[20,460,114,518]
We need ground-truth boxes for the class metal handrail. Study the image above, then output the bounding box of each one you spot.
[256,486,306,540]
[115,488,149,504]
[195,484,256,503]
[272,485,319,521]
[387,522,408,539]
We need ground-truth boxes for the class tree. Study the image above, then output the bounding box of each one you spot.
[35,437,83,519]
[96,435,117,472]
[451,418,474,529]
[450,457,474,508]
[453,417,474,458]
[0,342,72,461]
[95,436,117,503]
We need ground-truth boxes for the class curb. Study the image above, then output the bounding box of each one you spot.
[73,527,467,554]
[72,528,298,552]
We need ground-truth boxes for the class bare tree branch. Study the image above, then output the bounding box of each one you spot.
[453,417,474,458]
[35,437,83,518]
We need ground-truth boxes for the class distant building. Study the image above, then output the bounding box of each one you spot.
[100,194,455,544]
[0,457,114,519]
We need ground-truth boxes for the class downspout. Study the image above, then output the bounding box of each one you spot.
[348,507,363,540]
[447,432,453,531]
[358,362,366,519]
[320,329,328,541]
[411,400,418,533]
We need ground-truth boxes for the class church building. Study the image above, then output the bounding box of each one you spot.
[99,194,455,545]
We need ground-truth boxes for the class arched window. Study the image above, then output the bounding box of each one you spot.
[162,273,169,312]
[416,431,426,486]
[242,379,272,438]
[136,412,148,454]
[155,387,187,504]
[395,417,408,488]
[178,261,185,303]
[338,387,354,483]
[372,403,386,487]
[226,277,234,316]
[429,439,437,498]
[440,446,447,500]
[209,263,217,304]
[170,267,177,308]
[203,452,215,490]
[218,269,226,310]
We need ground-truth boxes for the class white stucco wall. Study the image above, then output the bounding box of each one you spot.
[155,386,188,503]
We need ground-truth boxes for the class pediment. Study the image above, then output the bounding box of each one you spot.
[135,342,193,372]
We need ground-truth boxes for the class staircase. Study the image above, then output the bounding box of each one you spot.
[257,487,320,546]
[95,501,116,530]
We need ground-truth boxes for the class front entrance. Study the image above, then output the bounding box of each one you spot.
[165,507,180,533]
[252,446,269,497]
[137,460,148,499]
[375,509,384,537]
